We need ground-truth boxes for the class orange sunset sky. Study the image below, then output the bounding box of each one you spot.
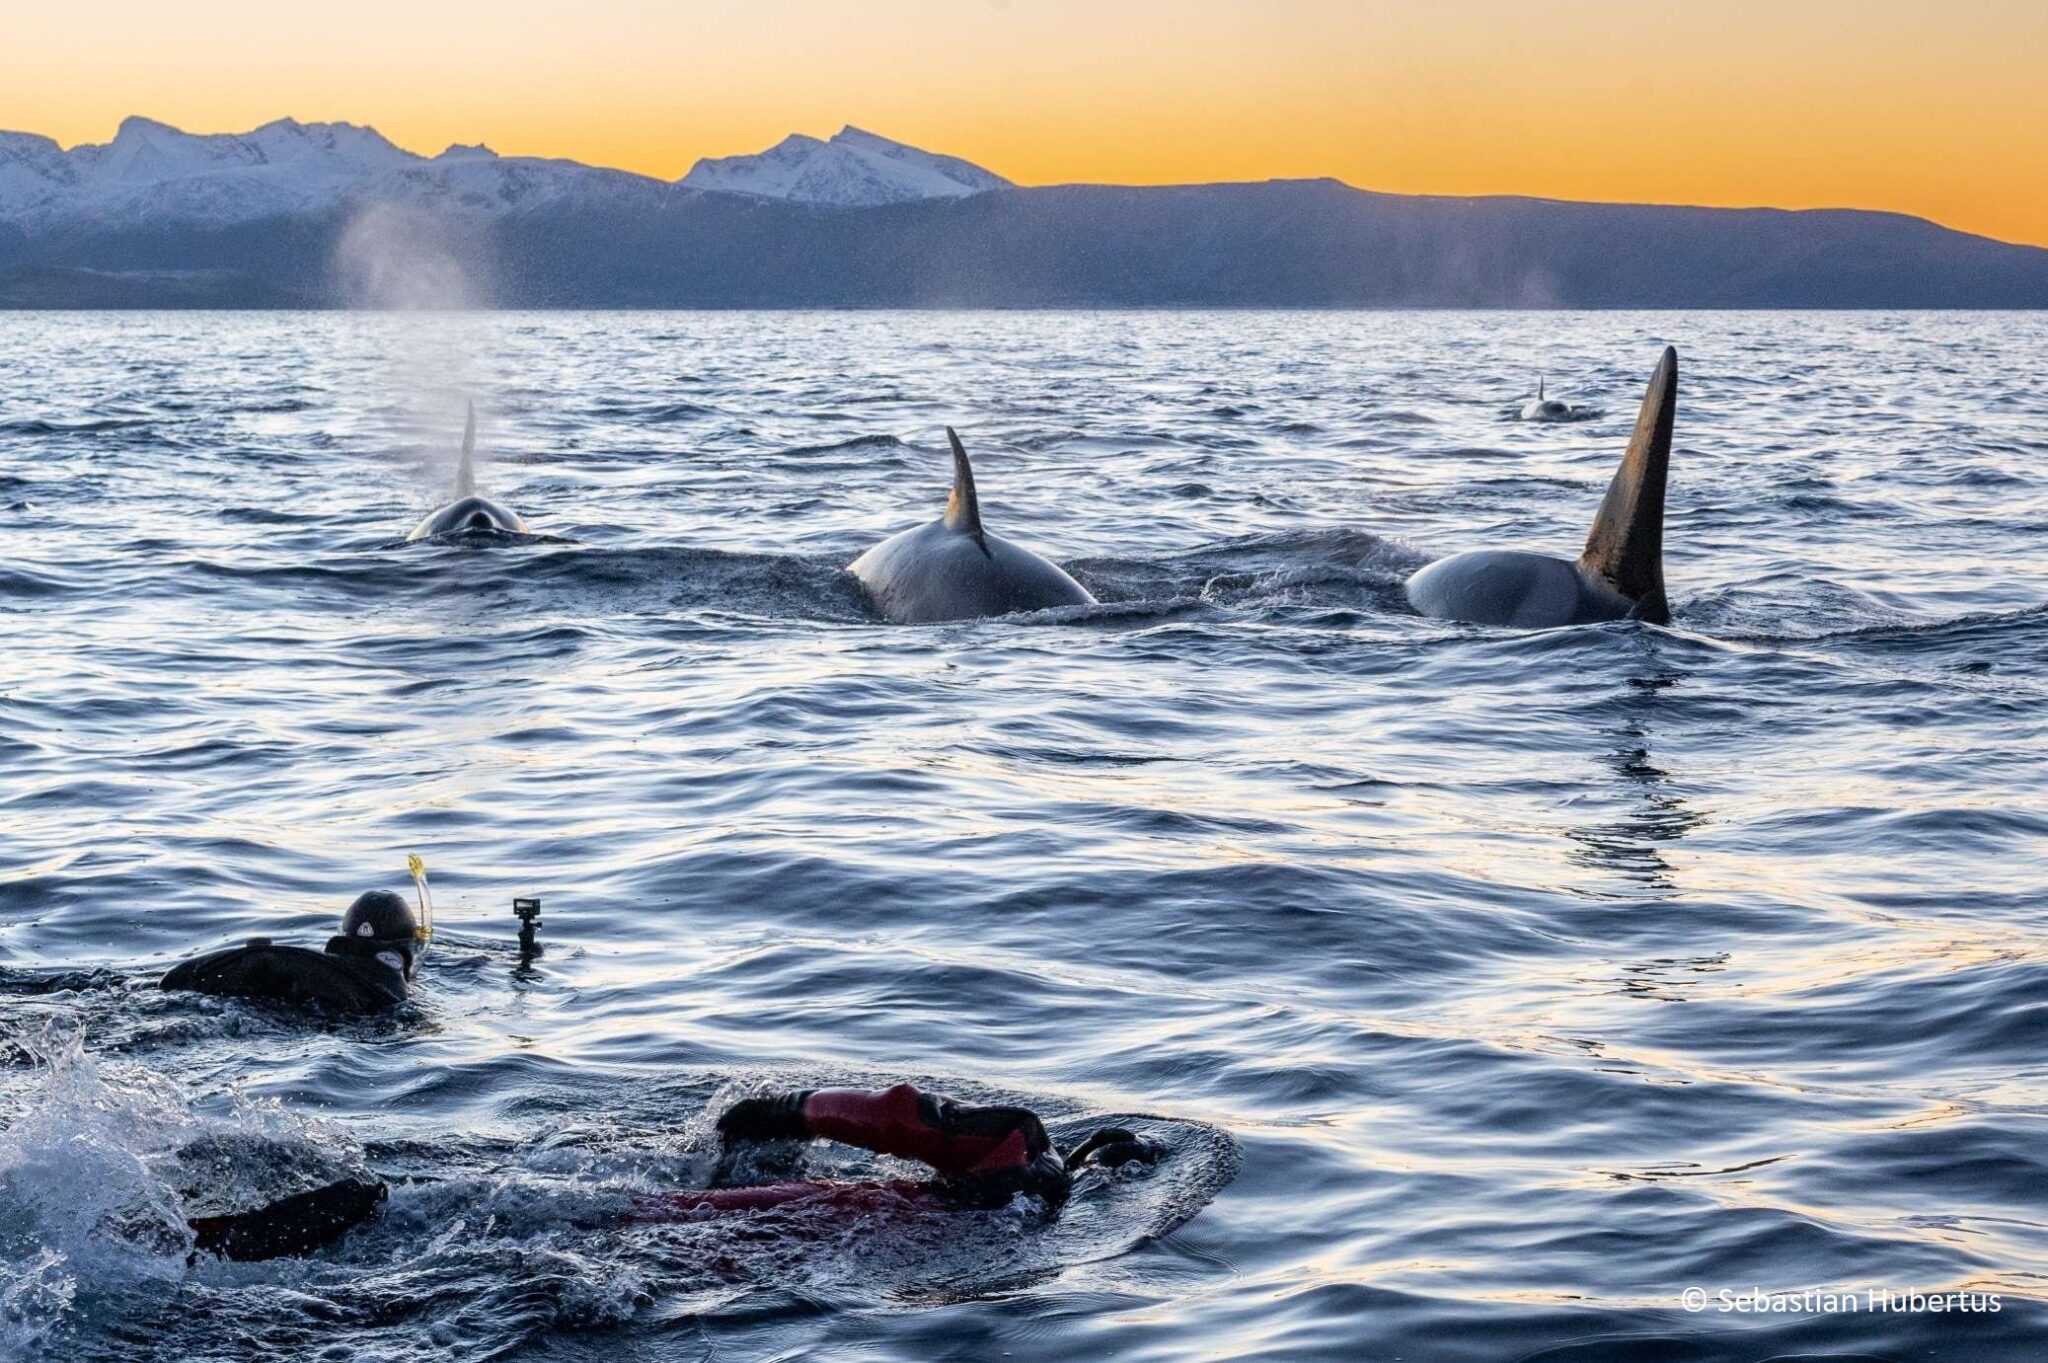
[6,0,2047,247]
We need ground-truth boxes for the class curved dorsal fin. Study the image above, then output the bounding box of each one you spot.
[943,426,991,557]
[1579,346,1676,623]
[455,400,477,498]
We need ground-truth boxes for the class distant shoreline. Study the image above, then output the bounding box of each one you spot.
[6,302,2048,314]
[8,183,2048,310]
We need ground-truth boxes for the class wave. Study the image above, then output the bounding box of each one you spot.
[780,434,908,457]
[0,417,161,439]
[585,399,718,423]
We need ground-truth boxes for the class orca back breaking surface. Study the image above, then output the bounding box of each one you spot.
[406,401,531,541]
[407,495,530,541]
[1407,346,1678,627]
[848,427,1096,624]
[1521,377,1572,422]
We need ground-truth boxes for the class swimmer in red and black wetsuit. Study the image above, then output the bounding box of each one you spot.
[188,1085,1158,1260]
[639,1084,1159,1219]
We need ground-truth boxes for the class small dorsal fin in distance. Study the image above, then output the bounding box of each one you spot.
[943,426,991,557]
[1537,377,1545,401]
[1579,346,1677,624]
[455,400,477,499]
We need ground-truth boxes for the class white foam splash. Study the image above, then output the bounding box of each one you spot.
[0,1026,363,1357]
[0,1027,191,1356]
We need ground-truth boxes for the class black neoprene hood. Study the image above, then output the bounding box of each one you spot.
[339,890,416,943]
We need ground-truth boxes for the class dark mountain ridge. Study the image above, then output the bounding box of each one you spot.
[5,178,2045,308]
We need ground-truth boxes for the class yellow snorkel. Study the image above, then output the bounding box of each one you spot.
[407,853,435,947]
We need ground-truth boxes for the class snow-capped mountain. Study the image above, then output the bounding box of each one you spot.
[0,117,1009,226]
[0,116,669,226]
[681,126,1009,206]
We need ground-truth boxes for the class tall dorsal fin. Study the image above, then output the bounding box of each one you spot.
[455,400,477,498]
[943,426,991,557]
[1537,377,1545,401]
[1579,346,1676,623]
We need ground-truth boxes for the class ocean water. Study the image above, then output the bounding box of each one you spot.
[2,309,2045,1362]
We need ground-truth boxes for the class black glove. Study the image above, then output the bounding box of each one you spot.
[187,1177,387,1262]
[1066,1126,1163,1171]
[714,1090,814,1146]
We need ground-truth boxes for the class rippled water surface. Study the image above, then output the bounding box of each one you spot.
[3,311,2046,1361]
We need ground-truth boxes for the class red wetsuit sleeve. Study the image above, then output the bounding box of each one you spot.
[800,1084,1040,1179]
[706,1083,1071,1210]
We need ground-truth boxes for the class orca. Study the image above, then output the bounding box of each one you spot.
[1407,346,1677,627]
[848,428,1095,624]
[405,402,530,541]
[1521,377,1573,422]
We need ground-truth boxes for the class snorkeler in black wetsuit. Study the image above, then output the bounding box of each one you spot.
[159,889,424,1015]
[185,1085,1158,1260]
